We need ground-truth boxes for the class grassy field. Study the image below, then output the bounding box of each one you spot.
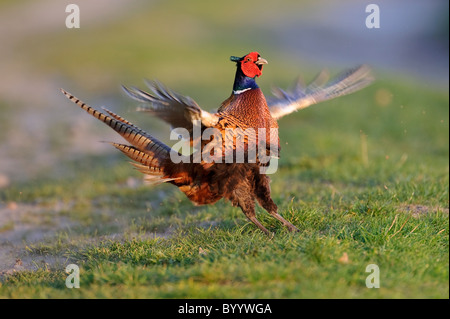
[1,79,448,298]
[0,1,448,299]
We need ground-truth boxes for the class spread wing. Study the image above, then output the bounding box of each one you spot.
[122,80,219,133]
[268,65,374,120]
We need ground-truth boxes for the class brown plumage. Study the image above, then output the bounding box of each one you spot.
[62,52,373,236]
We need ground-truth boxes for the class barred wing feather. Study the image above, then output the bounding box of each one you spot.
[122,80,219,132]
[268,65,374,120]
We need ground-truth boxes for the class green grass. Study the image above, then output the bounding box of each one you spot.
[1,211,448,298]
[1,77,448,298]
[0,0,448,298]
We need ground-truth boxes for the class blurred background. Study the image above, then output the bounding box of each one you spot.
[0,0,448,185]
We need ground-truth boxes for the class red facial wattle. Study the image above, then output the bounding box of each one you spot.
[240,52,265,78]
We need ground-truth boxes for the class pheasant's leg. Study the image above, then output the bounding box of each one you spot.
[264,200,299,233]
[269,210,299,233]
[255,175,299,233]
[240,201,272,236]
[244,210,272,237]
[234,187,272,236]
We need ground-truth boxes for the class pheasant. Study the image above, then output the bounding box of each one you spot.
[61,52,373,236]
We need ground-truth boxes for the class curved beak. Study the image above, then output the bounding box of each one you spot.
[255,56,268,65]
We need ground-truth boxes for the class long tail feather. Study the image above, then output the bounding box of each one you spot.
[61,88,179,184]
[130,162,181,184]
[61,89,170,163]
[110,143,162,170]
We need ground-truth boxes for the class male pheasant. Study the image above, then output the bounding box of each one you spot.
[61,52,373,236]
